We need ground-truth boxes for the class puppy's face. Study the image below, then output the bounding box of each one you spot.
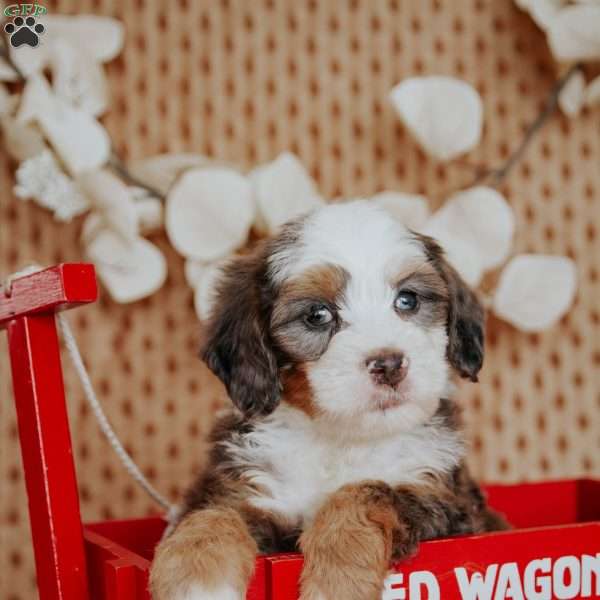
[203,201,484,435]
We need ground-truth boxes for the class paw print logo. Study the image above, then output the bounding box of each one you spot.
[4,16,45,48]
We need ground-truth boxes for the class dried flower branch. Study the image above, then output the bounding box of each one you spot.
[108,152,164,200]
[469,63,584,188]
[0,12,583,331]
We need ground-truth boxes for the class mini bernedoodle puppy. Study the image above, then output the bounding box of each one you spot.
[151,201,508,600]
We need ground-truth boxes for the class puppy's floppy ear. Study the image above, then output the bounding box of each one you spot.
[420,234,485,382]
[201,248,282,416]
[444,263,485,381]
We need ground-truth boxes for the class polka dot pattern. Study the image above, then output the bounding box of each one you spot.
[0,1,599,597]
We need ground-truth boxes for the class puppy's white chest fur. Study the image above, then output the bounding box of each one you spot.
[225,405,464,526]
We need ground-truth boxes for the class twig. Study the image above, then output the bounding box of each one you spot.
[108,152,165,200]
[469,63,583,188]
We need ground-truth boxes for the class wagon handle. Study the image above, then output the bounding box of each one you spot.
[1,264,97,600]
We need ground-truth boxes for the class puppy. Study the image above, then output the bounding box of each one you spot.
[151,200,507,600]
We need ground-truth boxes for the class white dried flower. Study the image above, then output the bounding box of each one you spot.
[129,153,211,196]
[558,68,586,116]
[14,150,89,221]
[250,152,323,235]
[8,14,124,78]
[184,259,208,287]
[133,194,164,234]
[584,75,600,106]
[424,186,515,272]
[514,0,563,31]
[547,4,600,62]
[493,254,577,331]
[389,76,483,162]
[85,226,167,303]
[371,191,430,230]
[50,39,109,117]
[421,223,485,287]
[0,57,20,82]
[77,169,139,242]
[1,118,47,162]
[515,1,600,116]
[193,260,228,321]
[16,75,110,175]
[166,168,255,261]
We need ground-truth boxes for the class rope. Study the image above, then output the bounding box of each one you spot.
[57,313,176,513]
[3,265,178,519]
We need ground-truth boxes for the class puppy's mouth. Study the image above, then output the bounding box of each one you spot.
[370,387,410,412]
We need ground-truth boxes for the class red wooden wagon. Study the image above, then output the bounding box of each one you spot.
[1,264,599,600]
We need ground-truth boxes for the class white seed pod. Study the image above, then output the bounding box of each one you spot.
[250,152,323,235]
[514,0,563,31]
[0,57,20,81]
[8,15,123,78]
[371,191,430,230]
[1,118,47,161]
[14,150,89,221]
[77,170,138,242]
[184,259,208,287]
[426,186,515,272]
[85,228,167,303]
[49,39,109,117]
[17,75,110,175]
[15,74,51,123]
[584,75,600,106]
[166,168,255,261]
[80,212,104,246]
[43,15,125,63]
[129,153,212,196]
[547,4,600,62]
[558,68,586,116]
[0,84,15,116]
[194,261,227,321]
[133,194,164,234]
[389,76,483,162]
[8,41,49,79]
[492,254,577,331]
[421,222,484,287]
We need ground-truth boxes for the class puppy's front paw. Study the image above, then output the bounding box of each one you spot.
[173,582,243,600]
[150,508,257,600]
[298,588,328,600]
[299,482,398,600]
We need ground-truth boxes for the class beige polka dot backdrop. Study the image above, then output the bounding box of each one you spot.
[0,1,599,597]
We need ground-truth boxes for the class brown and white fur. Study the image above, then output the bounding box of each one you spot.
[150,201,508,600]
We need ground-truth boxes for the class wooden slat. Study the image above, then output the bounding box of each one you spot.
[0,264,97,328]
[7,315,90,600]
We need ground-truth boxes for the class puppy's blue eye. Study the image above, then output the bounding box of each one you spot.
[395,290,419,312]
[304,306,334,328]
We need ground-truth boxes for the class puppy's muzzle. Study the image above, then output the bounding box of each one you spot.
[365,351,409,389]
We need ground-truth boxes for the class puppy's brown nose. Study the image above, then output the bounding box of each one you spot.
[366,352,409,388]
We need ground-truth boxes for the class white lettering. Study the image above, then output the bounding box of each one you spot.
[455,565,498,600]
[383,572,406,600]
[581,553,600,597]
[523,558,552,600]
[385,553,598,600]
[553,556,581,599]
[382,571,441,600]
[494,563,524,600]
[410,571,440,600]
